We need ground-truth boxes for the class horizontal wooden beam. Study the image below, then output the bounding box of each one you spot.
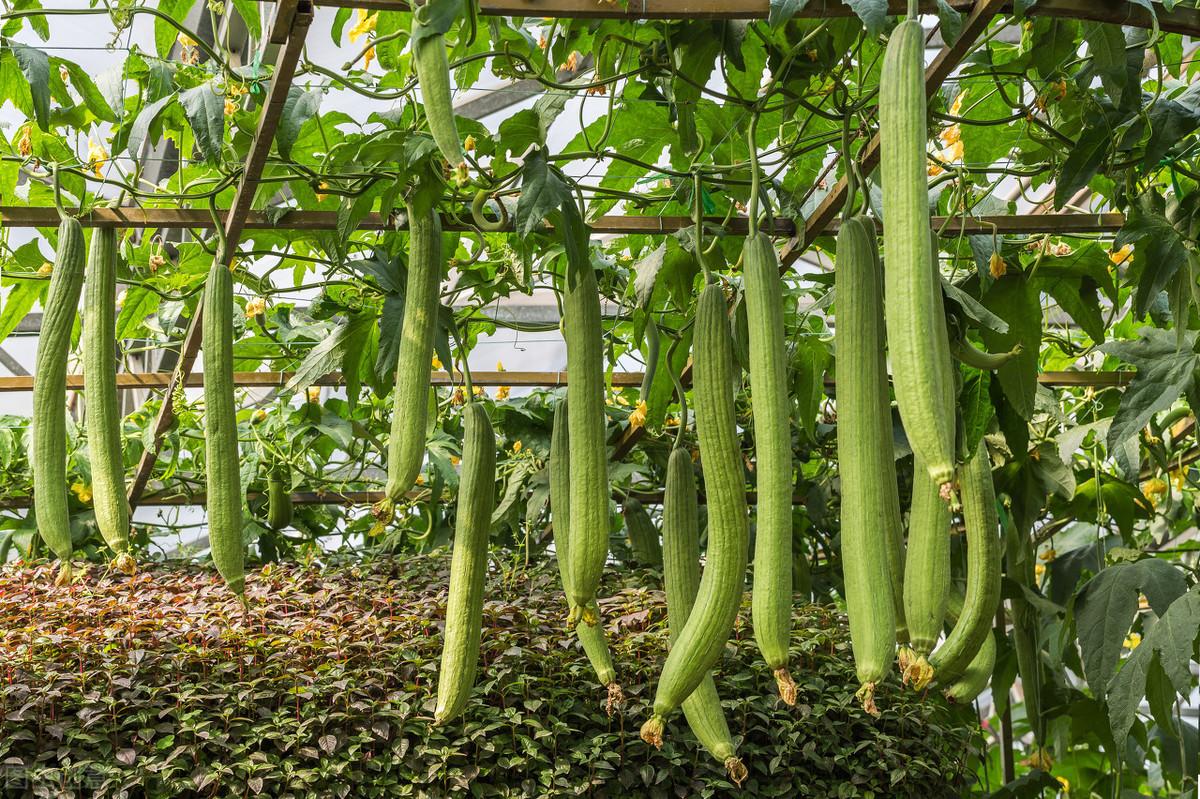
[292,0,1200,36]
[0,206,1127,236]
[0,369,1134,393]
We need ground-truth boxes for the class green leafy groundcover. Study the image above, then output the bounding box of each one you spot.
[0,556,973,798]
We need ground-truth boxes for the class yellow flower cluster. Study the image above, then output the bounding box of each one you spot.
[628,400,647,429]
[244,297,266,318]
[929,93,966,176]
[70,482,93,504]
[348,10,378,70]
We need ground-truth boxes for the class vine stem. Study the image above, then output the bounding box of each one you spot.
[693,172,712,285]
[747,114,761,236]
[908,0,919,20]
[51,163,65,221]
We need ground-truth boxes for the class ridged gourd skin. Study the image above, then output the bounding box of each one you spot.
[267,465,293,530]
[879,19,956,491]
[562,257,609,623]
[622,498,663,567]
[434,403,496,724]
[384,204,442,504]
[833,216,900,717]
[202,258,245,597]
[928,442,1001,683]
[412,18,464,168]
[641,283,749,747]
[899,455,951,681]
[549,402,622,712]
[661,446,747,786]
[742,231,800,705]
[943,628,996,704]
[83,227,132,564]
[33,217,86,574]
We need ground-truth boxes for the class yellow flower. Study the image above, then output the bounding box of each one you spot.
[472,385,483,396]
[306,386,322,404]
[87,138,108,179]
[1056,775,1069,794]
[70,482,93,504]
[58,64,70,83]
[614,393,630,407]
[927,161,944,177]
[16,125,32,157]
[1039,548,1056,562]
[941,138,964,163]
[315,181,329,201]
[949,91,965,117]
[1123,632,1142,650]
[1142,478,1168,508]
[464,135,476,152]
[1171,468,1186,491]
[347,10,377,43]
[226,83,246,98]
[512,440,523,454]
[177,32,198,49]
[251,409,268,424]
[989,251,1006,279]
[451,387,464,406]
[431,355,443,370]
[38,261,53,276]
[1110,244,1133,265]
[628,400,647,429]
[496,385,510,400]
[148,254,165,272]
[450,455,461,466]
[363,46,375,71]
[244,297,266,318]
[1034,563,1046,582]
[495,359,505,372]
[224,98,239,116]
[416,473,425,486]
[939,123,961,146]
[665,415,678,427]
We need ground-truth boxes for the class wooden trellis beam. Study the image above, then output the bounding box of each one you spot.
[0,206,1128,235]
[127,0,314,508]
[0,368,1132,393]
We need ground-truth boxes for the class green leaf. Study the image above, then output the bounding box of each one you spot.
[958,367,993,456]
[1075,558,1188,700]
[56,59,117,122]
[178,82,225,162]
[768,0,811,27]
[155,0,200,59]
[935,0,963,44]
[979,272,1041,420]
[792,334,830,438]
[843,0,886,37]
[1082,22,1128,106]
[127,93,174,159]
[10,42,50,130]
[230,0,262,39]
[1100,327,1200,453]
[942,278,1009,334]
[515,148,572,237]
[1116,202,1189,319]
[116,286,159,341]
[0,279,42,343]
[276,87,321,161]
[1054,122,1108,209]
[1107,586,1200,749]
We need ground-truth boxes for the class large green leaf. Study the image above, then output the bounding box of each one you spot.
[275,87,321,161]
[10,42,49,130]
[979,272,1041,420]
[1100,327,1200,454]
[1107,586,1200,749]
[1075,558,1187,700]
[155,0,200,59]
[178,82,225,163]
